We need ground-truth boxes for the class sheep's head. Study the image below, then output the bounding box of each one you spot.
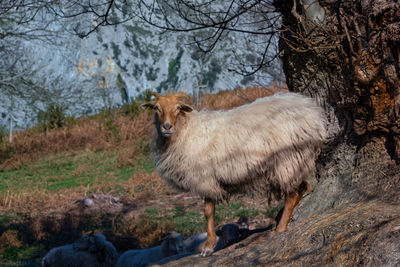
[162,231,186,254]
[73,233,106,252]
[142,92,193,137]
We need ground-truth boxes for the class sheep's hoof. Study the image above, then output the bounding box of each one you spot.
[201,247,214,257]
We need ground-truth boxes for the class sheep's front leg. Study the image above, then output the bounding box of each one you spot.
[201,198,217,257]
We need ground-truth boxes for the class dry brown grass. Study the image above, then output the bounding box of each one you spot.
[124,170,171,200]
[0,170,165,215]
[0,186,88,214]
[0,111,153,169]
[199,85,286,110]
[0,230,22,248]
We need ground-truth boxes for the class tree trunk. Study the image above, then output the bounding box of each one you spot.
[165,1,400,265]
[274,0,400,219]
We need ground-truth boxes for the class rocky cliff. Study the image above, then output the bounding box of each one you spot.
[0,16,280,129]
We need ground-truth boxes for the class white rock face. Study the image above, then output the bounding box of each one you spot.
[0,11,280,129]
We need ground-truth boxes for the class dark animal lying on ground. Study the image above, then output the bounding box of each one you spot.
[41,233,118,267]
[116,231,185,267]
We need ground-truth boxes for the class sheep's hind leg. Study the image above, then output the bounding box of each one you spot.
[276,190,303,232]
[201,198,217,257]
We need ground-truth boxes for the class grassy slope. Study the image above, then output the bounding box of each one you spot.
[0,150,154,194]
[0,86,283,265]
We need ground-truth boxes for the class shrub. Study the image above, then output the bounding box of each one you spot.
[116,74,129,103]
[122,98,141,117]
[136,89,152,103]
[104,117,121,143]
[64,115,77,128]
[0,126,7,144]
[37,104,66,132]
[0,126,12,163]
[122,90,152,117]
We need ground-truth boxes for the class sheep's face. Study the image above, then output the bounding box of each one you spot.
[142,93,193,137]
[163,231,186,254]
[73,234,93,250]
[73,233,103,252]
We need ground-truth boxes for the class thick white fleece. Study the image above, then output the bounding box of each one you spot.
[152,93,326,201]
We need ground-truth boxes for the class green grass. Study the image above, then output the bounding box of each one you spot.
[142,206,205,237]
[215,202,262,222]
[1,244,41,263]
[140,201,278,238]
[0,150,155,194]
[0,213,19,230]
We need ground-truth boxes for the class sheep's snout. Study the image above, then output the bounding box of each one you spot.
[163,122,172,130]
[161,122,175,137]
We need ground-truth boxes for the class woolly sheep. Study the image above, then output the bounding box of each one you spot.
[116,231,185,267]
[142,91,326,256]
[182,232,208,253]
[41,233,118,267]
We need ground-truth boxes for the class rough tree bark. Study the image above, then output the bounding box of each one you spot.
[276,0,400,217]
[166,0,400,266]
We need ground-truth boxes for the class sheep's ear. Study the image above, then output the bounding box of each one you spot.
[151,92,160,98]
[88,236,97,251]
[179,103,193,113]
[141,101,155,110]
[161,232,171,241]
[175,92,190,102]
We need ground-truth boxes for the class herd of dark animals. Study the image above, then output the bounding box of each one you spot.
[40,193,276,266]
[42,218,273,267]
